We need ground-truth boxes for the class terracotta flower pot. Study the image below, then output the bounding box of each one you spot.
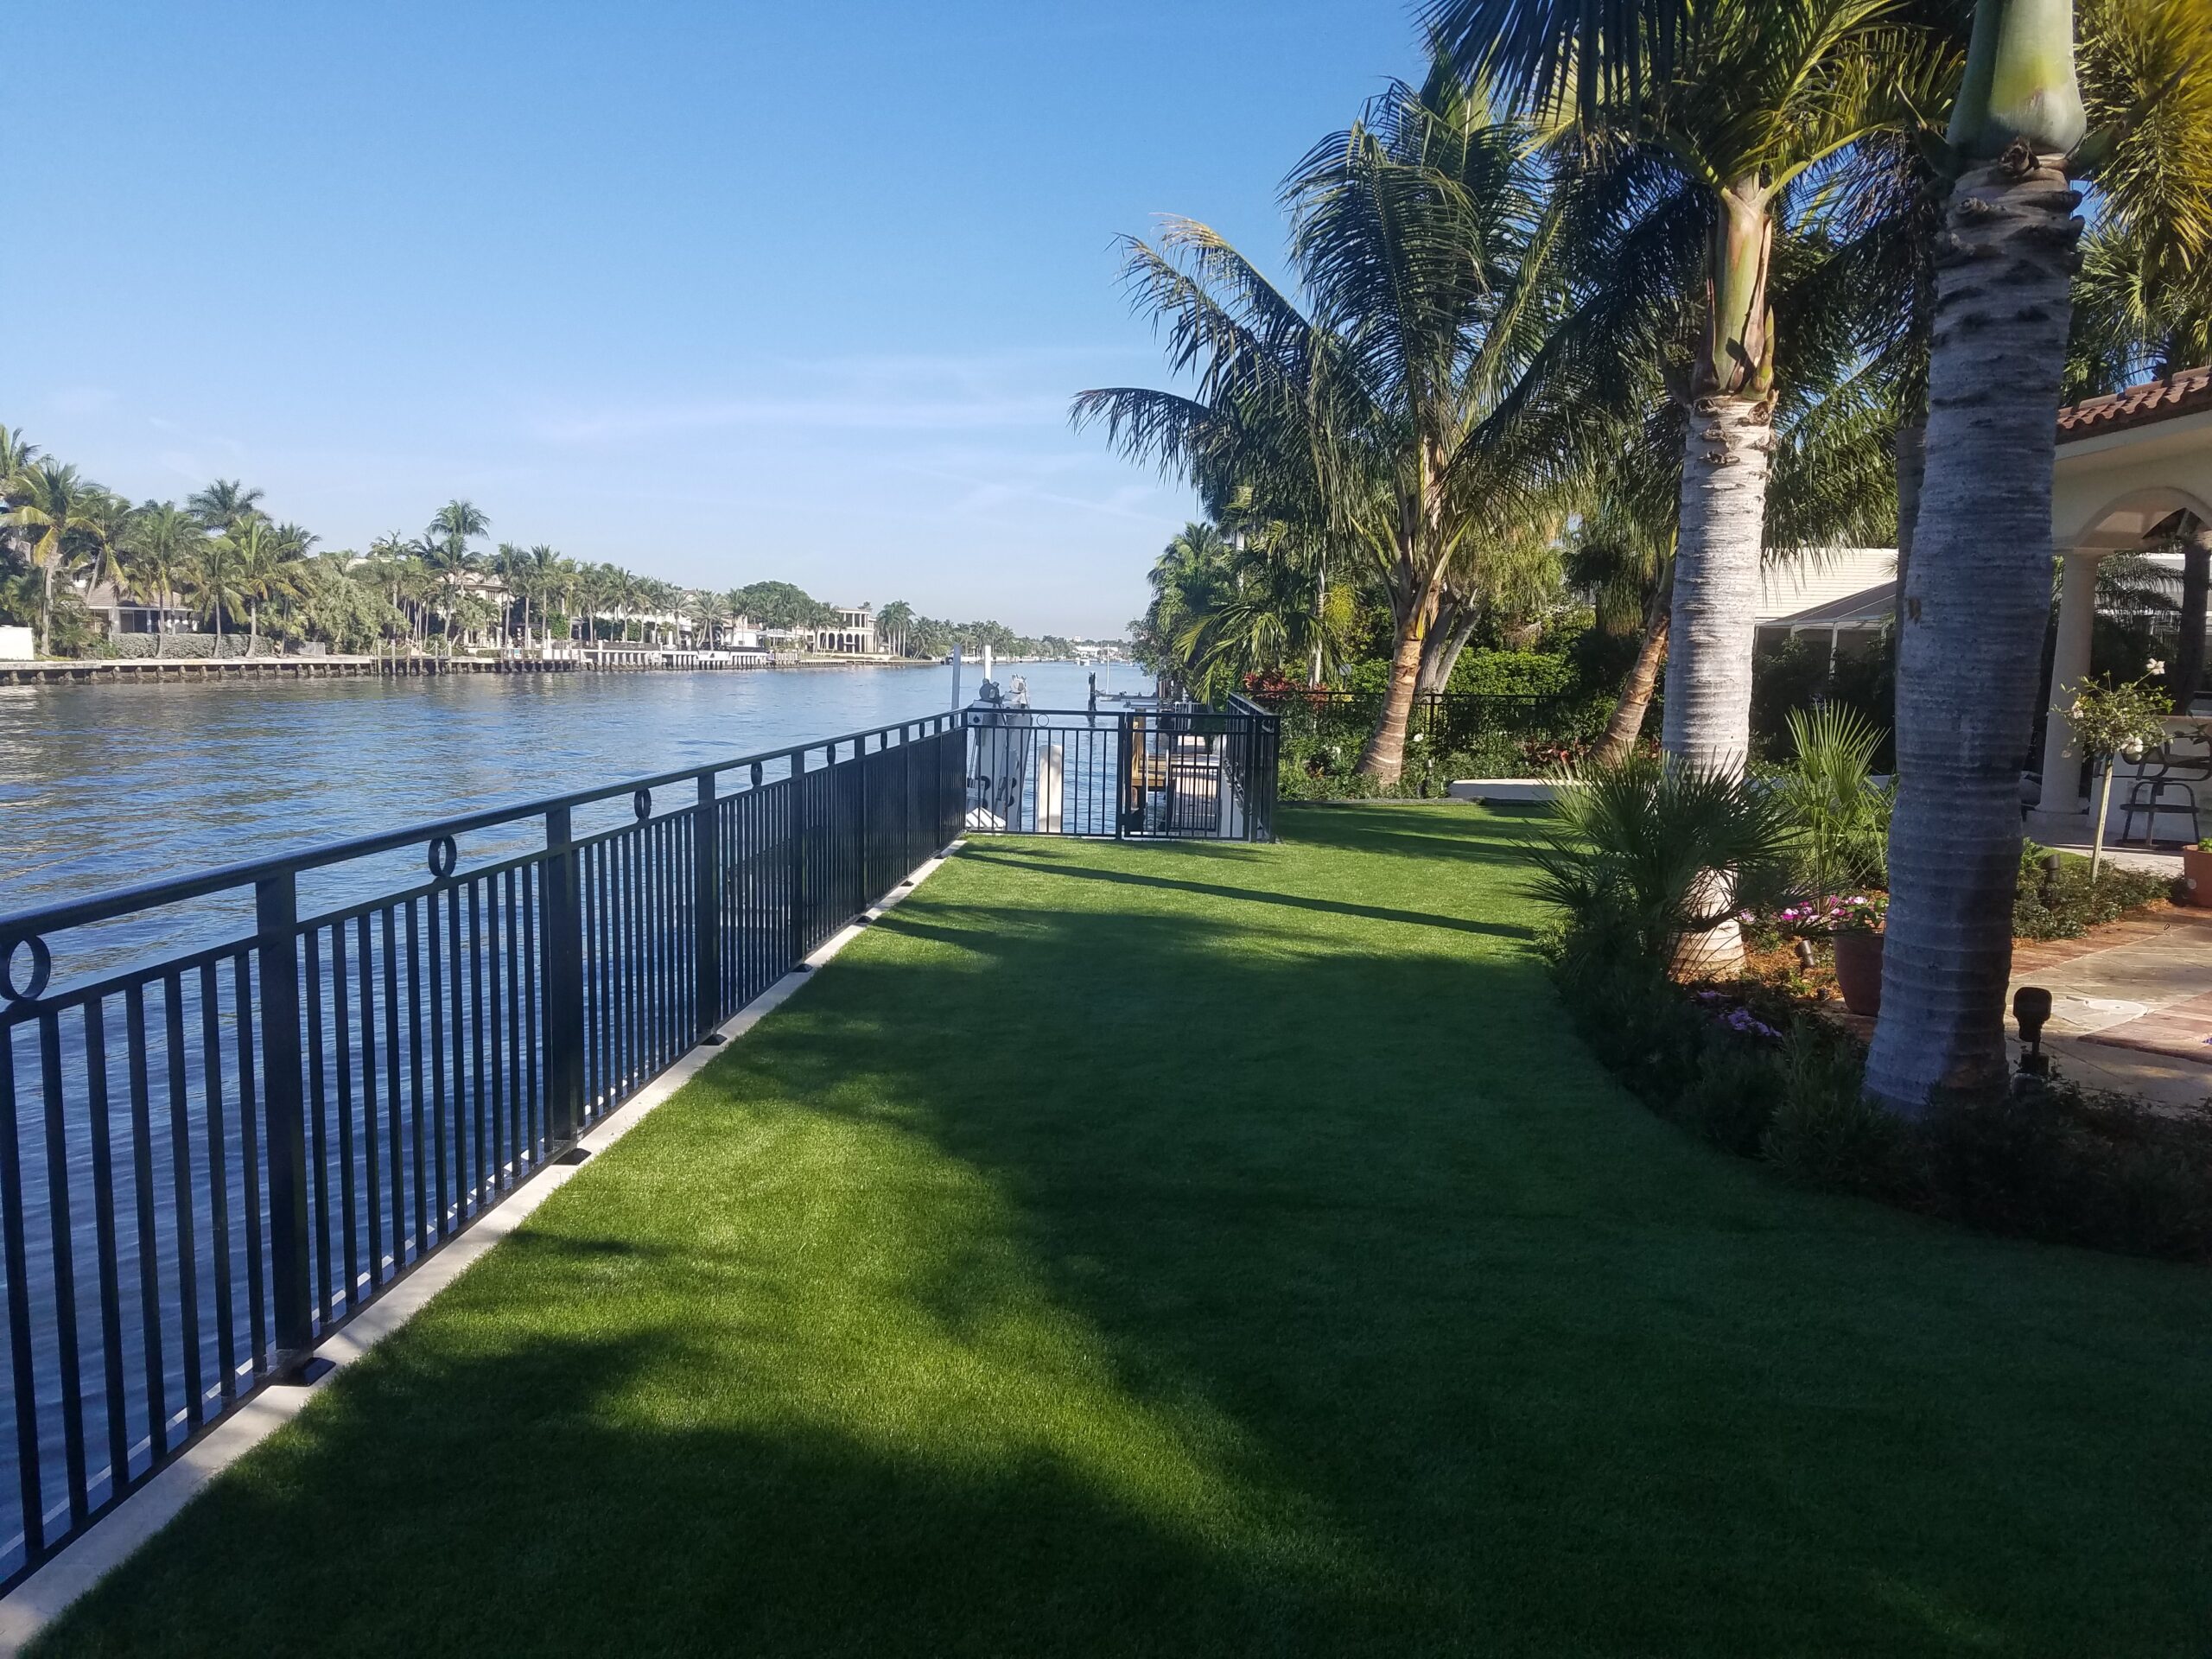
[1831,929,1884,1016]
[2183,847,2212,908]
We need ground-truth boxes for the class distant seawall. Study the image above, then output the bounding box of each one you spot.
[0,651,936,685]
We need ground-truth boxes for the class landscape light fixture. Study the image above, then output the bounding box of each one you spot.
[2012,986,2054,1080]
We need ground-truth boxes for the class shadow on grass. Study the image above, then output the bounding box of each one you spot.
[955,846,1537,943]
[32,823,2212,1658]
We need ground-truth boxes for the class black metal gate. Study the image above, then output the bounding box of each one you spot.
[959,698,1278,843]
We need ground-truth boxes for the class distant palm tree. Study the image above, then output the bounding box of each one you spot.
[7,461,105,655]
[233,519,305,653]
[186,535,247,647]
[875,600,915,658]
[126,502,201,656]
[78,492,141,640]
[187,479,266,537]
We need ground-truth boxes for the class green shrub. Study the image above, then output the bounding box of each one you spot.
[2012,844,2177,939]
[1762,1025,1923,1199]
[1547,929,2212,1262]
[1923,1084,2212,1261]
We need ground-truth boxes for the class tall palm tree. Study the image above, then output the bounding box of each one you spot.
[78,492,141,639]
[1078,71,1575,781]
[1866,0,2209,1109]
[1445,0,1946,775]
[186,535,247,647]
[233,518,305,653]
[125,502,200,656]
[7,461,105,655]
[525,544,564,646]
[186,479,265,537]
[876,599,916,658]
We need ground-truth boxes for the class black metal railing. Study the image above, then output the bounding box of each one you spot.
[0,714,965,1589]
[960,703,1278,842]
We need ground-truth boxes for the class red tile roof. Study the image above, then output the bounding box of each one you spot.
[2057,365,2212,442]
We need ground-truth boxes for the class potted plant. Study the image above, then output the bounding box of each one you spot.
[1780,893,1889,1014]
[2185,839,2212,908]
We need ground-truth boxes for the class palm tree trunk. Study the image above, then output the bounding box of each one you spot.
[1890,416,1926,644]
[1595,566,1673,765]
[1662,398,1773,771]
[1865,146,2082,1114]
[1357,600,1430,782]
[38,562,54,658]
[2173,515,2208,711]
[1660,397,1773,976]
[1416,591,1480,696]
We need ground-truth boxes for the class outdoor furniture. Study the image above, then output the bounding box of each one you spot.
[2119,722,2212,845]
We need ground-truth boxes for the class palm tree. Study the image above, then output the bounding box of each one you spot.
[1078,72,1575,781]
[7,461,105,655]
[1447,1,1947,776]
[233,518,305,653]
[876,600,916,658]
[186,479,265,537]
[125,502,200,656]
[186,535,247,647]
[1864,0,2209,1109]
[78,492,141,639]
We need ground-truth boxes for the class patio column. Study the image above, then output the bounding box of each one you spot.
[2038,548,2101,812]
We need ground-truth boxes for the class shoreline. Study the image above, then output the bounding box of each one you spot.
[0,652,954,686]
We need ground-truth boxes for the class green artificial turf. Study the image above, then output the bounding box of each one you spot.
[34,806,2212,1656]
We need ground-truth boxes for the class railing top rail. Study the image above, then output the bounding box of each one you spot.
[0,709,953,944]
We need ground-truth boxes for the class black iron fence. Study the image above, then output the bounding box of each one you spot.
[960,702,1278,842]
[0,715,965,1588]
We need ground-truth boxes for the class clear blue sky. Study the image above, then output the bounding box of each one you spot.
[18,1,1422,639]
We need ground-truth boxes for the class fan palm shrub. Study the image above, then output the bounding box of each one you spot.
[1773,703,1896,906]
[1532,753,1796,976]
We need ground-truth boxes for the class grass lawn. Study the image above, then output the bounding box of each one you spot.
[33,806,2212,1656]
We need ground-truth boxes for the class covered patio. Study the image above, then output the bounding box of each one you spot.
[2033,366,2212,843]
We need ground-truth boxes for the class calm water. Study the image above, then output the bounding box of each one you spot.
[0,658,1123,1554]
[0,659,1116,921]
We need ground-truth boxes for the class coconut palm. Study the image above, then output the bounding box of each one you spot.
[1078,71,1578,781]
[186,479,265,537]
[876,599,916,658]
[125,502,200,656]
[233,518,306,653]
[78,492,141,639]
[185,534,247,646]
[7,461,105,655]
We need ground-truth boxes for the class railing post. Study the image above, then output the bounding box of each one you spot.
[255,873,315,1379]
[694,772,721,1039]
[542,806,585,1143]
[855,733,871,912]
[788,748,808,968]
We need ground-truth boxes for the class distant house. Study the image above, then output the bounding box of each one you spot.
[810,604,876,655]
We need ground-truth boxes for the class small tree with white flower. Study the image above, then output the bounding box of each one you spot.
[2062,677,2173,881]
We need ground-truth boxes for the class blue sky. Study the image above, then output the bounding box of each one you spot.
[18,1,1421,639]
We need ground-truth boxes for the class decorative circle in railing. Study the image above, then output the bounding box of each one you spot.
[0,935,54,1005]
[428,836,459,880]
[632,788,652,821]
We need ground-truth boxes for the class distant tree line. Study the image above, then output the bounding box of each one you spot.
[0,435,1084,659]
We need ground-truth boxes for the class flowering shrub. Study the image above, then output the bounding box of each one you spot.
[1760,893,1885,937]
